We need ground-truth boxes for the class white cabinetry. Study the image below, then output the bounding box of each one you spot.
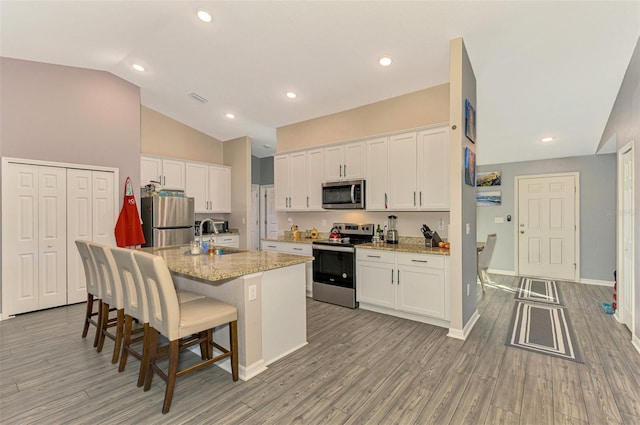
[196,234,239,248]
[274,150,324,211]
[388,132,419,209]
[260,241,313,297]
[141,156,185,190]
[67,169,116,303]
[324,141,364,181]
[365,137,389,210]
[356,248,449,326]
[185,162,231,213]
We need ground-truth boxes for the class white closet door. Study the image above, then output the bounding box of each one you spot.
[67,169,93,303]
[92,171,116,246]
[4,163,40,314]
[37,166,67,310]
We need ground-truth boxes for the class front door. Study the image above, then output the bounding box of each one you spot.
[518,174,577,281]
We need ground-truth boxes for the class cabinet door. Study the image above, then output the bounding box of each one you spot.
[213,235,239,248]
[67,169,93,303]
[356,261,395,308]
[274,155,290,211]
[38,166,67,311]
[209,165,231,213]
[92,171,116,247]
[289,152,308,210]
[306,149,324,210]
[396,264,446,319]
[343,141,365,179]
[185,162,210,212]
[140,156,162,186]
[365,137,388,210]
[161,159,185,190]
[323,146,343,181]
[388,132,418,210]
[417,126,450,210]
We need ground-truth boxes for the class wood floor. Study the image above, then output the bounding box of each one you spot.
[1,274,640,424]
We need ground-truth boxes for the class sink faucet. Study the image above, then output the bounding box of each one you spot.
[198,218,219,248]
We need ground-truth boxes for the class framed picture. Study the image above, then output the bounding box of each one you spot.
[465,99,476,143]
[464,147,475,186]
[476,171,501,187]
[477,190,502,206]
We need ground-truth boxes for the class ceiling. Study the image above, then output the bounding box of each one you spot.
[1,1,638,164]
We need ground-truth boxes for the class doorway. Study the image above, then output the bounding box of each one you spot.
[515,173,579,281]
[260,185,278,241]
[250,184,260,250]
[618,141,635,334]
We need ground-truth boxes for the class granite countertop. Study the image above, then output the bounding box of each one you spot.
[142,245,313,282]
[260,236,316,245]
[357,242,450,256]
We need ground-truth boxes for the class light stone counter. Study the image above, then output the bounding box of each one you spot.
[146,245,312,281]
[357,242,451,256]
[260,236,316,245]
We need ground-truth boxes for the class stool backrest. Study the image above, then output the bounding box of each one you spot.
[111,247,148,323]
[89,243,124,309]
[75,240,100,298]
[478,233,497,271]
[133,251,180,340]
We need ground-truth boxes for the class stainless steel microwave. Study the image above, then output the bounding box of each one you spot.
[322,179,365,209]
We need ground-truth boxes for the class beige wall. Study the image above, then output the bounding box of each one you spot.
[448,37,478,335]
[141,106,223,164]
[224,136,252,249]
[277,84,450,152]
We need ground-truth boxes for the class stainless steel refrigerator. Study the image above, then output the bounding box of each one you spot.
[141,196,195,247]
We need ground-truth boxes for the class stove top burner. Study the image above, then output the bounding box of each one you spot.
[312,223,374,248]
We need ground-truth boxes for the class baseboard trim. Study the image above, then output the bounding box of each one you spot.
[579,278,614,287]
[487,268,517,276]
[264,341,308,366]
[447,309,480,340]
[633,334,640,355]
[186,346,267,381]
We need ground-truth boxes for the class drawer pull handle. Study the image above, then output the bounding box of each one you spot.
[267,245,276,248]
[367,255,381,258]
[293,248,302,251]
[411,259,428,263]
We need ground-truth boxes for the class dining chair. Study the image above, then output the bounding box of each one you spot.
[75,240,102,347]
[90,243,125,364]
[133,250,238,414]
[477,233,497,293]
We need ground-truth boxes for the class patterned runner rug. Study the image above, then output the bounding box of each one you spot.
[506,301,582,363]
[515,277,562,305]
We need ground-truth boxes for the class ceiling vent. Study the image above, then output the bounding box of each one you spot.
[189,92,208,103]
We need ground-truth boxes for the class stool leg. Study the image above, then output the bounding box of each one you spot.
[162,339,180,414]
[118,314,133,372]
[93,300,103,348]
[137,323,150,387]
[230,320,238,382]
[97,302,110,353]
[111,309,125,364]
[144,328,159,392]
[82,293,94,338]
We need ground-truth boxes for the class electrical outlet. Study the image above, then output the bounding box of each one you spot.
[248,285,257,301]
[467,283,470,296]
[288,217,293,223]
[466,223,471,235]
[437,218,445,230]
[242,217,246,224]
[494,216,504,224]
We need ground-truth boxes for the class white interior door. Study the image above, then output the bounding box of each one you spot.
[251,184,260,250]
[67,169,93,304]
[37,166,67,310]
[517,174,577,281]
[620,144,634,330]
[260,185,278,239]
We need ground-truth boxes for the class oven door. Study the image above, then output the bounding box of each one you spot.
[312,245,355,288]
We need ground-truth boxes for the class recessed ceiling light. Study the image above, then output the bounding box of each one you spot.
[379,57,392,66]
[197,10,212,22]
[286,92,297,99]
[225,113,235,119]
[542,137,554,142]
[132,64,145,72]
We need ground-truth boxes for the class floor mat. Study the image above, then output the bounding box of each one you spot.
[515,277,562,305]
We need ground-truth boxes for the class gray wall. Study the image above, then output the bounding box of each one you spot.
[476,154,616,282]
[251,155,274,185]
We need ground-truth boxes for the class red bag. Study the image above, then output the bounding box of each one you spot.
[114,177,146,247]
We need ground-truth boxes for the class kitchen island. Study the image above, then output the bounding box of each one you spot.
[145,245,313,381]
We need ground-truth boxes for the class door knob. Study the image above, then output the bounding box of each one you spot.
[520,230,524,234]
[520,224,525,227]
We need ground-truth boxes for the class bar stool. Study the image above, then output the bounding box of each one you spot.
[75,240,102,347]
[133,250,239,414]
[89,243,125,364]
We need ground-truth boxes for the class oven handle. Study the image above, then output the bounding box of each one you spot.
[313,245,354,253]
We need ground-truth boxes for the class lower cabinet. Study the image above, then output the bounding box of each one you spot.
[261,240,313,297]
[196,234,239,248]
[356,248,449,326]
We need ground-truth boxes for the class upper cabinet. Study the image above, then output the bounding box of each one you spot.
[366,124,450,211]
[324,141,364,182]
[140,156,185,190]
[184,161,231,213]
[274,149,324,211]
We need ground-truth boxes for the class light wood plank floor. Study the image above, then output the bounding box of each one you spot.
[1,274,639,424]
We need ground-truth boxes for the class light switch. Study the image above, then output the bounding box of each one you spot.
[494,216,505,224]
[437,218,445,230]
[466,223,470,235]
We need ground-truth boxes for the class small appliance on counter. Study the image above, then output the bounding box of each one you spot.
[386,215,399,244]
[195,219,228,235]
[421,224,442,248]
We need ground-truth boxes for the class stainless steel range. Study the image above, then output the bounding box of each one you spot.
[312,223,374,308]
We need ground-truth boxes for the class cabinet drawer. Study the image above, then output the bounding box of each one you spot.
[356,248,395,264]
[397,252,445,269]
